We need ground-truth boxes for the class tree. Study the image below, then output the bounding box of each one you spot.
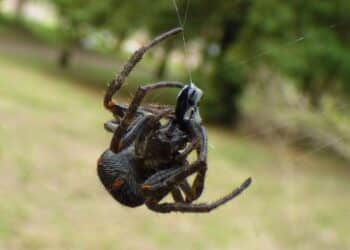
[51,0,117,68]
[115,0,183,79]
[14,0,27,20]
[238,0,350,109]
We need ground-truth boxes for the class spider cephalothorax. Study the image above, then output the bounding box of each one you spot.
[139,122,188,165]
[97,27,252,213]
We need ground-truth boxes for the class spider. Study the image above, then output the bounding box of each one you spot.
[97,27,252,213]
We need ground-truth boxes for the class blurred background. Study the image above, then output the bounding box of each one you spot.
[0,0,349,249]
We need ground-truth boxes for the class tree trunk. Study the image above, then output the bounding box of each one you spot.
[309,87,322,109]
[14,0,26,20]
[155,43,172,79]
[58,48,73,68]
[302,75,323,110]
[114,31,127,52]
[214,20,245,126]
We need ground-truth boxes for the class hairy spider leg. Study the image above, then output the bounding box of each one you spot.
[117,115,154,150]
[110,82,184,152]
[104,115,146,133]
[104,120,119,133]
[142,157,205,196]
[172,120,208,202]
[174,140,199,203]
[104,27,183,119]
[131,114,208,204]
[108,112,169,153]
[171,187,185,202]
[141,135,251,213]
[146,177,252,213]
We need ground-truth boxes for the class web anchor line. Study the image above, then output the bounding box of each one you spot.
[172,0,193,83]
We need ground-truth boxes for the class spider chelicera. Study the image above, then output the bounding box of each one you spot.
[97,27,252,213]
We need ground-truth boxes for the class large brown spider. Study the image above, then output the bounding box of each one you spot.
[97,27,252,213]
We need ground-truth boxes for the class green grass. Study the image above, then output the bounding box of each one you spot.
[0,56,349,250]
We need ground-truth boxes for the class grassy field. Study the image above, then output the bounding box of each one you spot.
[0,56,349,250]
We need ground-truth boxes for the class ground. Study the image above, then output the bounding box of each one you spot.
[0,56,349,250]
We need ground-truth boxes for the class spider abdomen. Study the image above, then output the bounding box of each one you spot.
[97,149,145,207]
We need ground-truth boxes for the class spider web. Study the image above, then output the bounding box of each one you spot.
[172,0,193,83]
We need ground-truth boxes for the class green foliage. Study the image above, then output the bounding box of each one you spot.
[239,0,350,107]
[48,0,346,120]
[48,0,123,67]
[202,50,247,124]
[0,13,58,46]
[180,0,350,121]
[5,0,350,121]
[52,0,115,44]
